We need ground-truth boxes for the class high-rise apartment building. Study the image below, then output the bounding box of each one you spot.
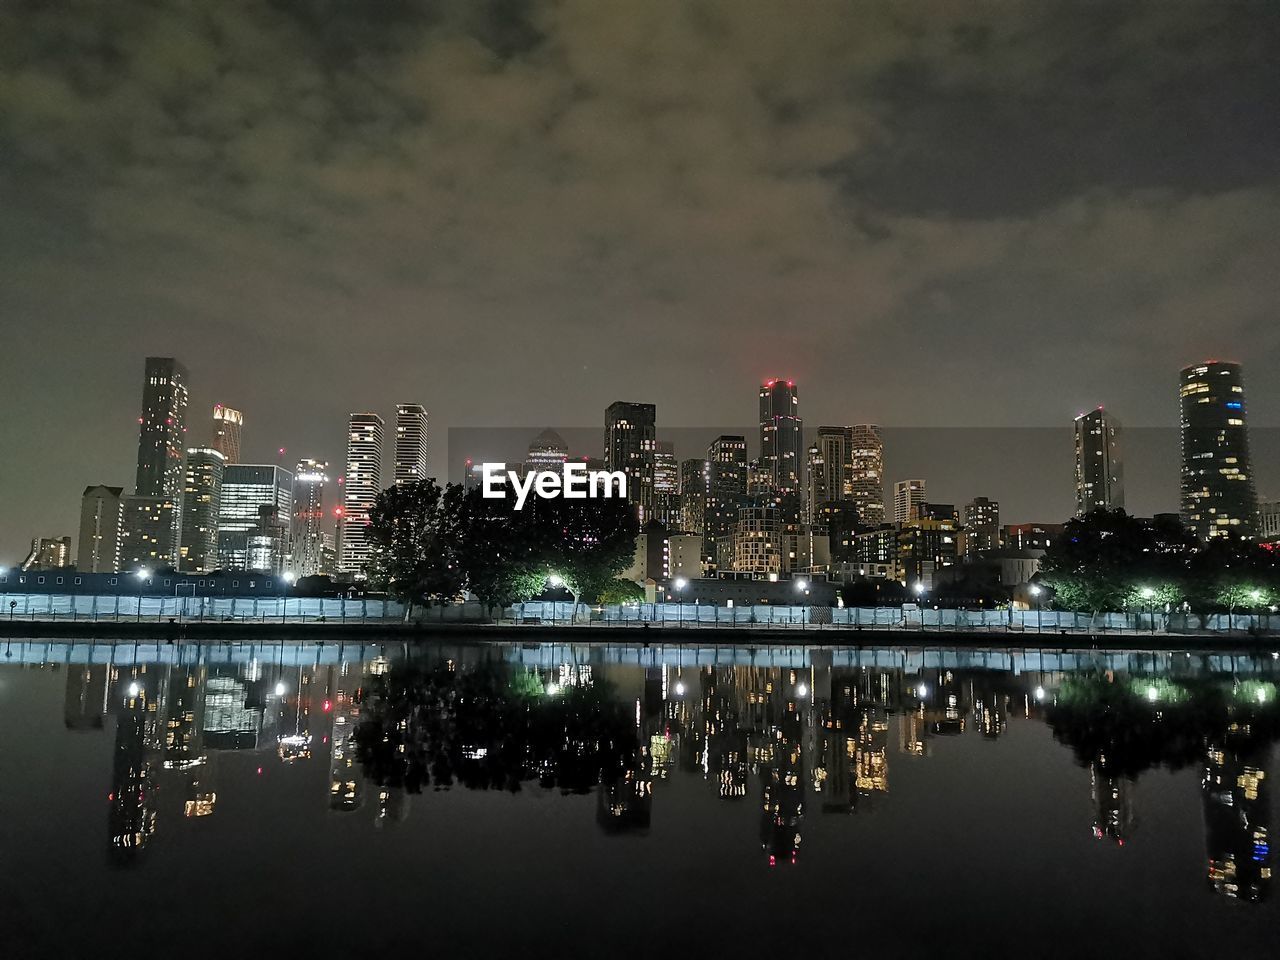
[759,379,802,494]
[1260,499,1280,541]
[393,404,428,486]
[652,441,680,529]
[605,401,656,518]
[1074,407,1124,515]
[128,357,189,567]
[217,464,293,570]
[293,459,330,576]
[210,404,243,464]
[341,413,385,575]
[21,537,72,571]
[1180,361,1258,540]
[78,485,124,573]
[679,458,709,535]
[179,448,225,572]
[704,435,748,568]
[964,497,1001,556]
[893,479,926,525]
[849,425,885,527]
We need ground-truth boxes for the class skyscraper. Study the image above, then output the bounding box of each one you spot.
[893,479,926,525]
[679,458,709,535]
[704,435,748,568]
[523,429,569,477]
[652,440,680,529]
[759,379,802,494]
[293,459,330,576]
[341,413,385,575]
[393,404,428,486]
[217,464,293,570]
[807,426,857,523]
[78,485,124,573]
[1074,407,1124,515]
[964,497,1001,556]
[849,425,885,527]
[179,447,225,572]
[210,404,243,464]
[135,357,190,500]
[605,401,656,517]
[1180,361,1258,540]
[127,357,189,567]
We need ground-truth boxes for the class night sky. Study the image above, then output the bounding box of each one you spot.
[3,1,1280,561]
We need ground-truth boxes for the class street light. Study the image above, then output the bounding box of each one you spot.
[1140,586,1156,635]
[796,579,809,631]
[548,573,564,625]
[135,568,150,622]
[1029,584,1042,634]
[674,576,688,626]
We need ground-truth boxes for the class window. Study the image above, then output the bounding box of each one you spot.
[265,580,273,588]
[249,580,256,588]
[232,580,239,588]
[164,579,171,587]
[37,576,45,584]
[74,577,82,585]
[108,577,118,585]
[56,577,64,585]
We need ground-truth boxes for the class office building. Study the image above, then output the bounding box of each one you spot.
[1074,407,1124,515]
[680,458,709,535]
[759,379,802,494]
[964,497,1001,556]
[341,413,385,575]
[77,485,124,573]
[1180,361,1258,539]
[893,479,926,525]
[394,404,428,486]
[131,357,189,566]
[652,441,680,528]
[605,401,656,518]
[523,429,568,477]
[179,447,225,572]
[210,404,243,464]
[218,464,294,570]
[1260,500,1280,541]
[293,459,330,576]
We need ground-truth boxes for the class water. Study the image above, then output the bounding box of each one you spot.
[2,638,1277,959]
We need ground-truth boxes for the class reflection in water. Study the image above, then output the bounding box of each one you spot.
[48,644,1278,900]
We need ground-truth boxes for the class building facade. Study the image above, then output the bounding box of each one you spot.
[679,458,708,535]
[1074,407,1124,515]
[393,403,428,486]
[293,459,330,576]
[22,537,72,570]
[605,401,656,519]
[964,497,1001,556]
[341,413,385,575]
[210,404,243,464]
[179,448,226,573]
[849,425,885,527]
[130,357,189,566]
[893,479,926,525]
[651,440,680,529]
[78,485,124,573]
[1180,361,1258,540]
[218,464,294,571]
[759,379,802,495]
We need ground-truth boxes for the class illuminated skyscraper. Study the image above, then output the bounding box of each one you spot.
[964,496,1001,556]
[179,447,225,572]
[652,440,680,528]
[680,458,708,535]
[292,459,329,576]
[893,479,926,525]
[78,485,124,573]
[605,401,656,518]
[1074,407,1124,515]
[341,413,385,575]
[759,378,802,494]
[393,403,428,486]
[705,435,747,569]
[210,404,243,464]
[523,428,568,477]
[217,464,293,570]
[128,357,189,567]
[849,425,885,527]
[1180,361,1258,539]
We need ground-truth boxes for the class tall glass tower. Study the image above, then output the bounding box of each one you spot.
[759,379,802,495]
[1180,361,1257,539]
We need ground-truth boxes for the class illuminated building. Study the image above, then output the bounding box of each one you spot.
[1203,743,1270,900]
[121,494,180,571]
[760,670,806,866]
[108,672,159,860]
[292,458,329,576]
[77,485,124,573]
[652,440,680,528]
[963,497,1001,556]
[605,401,656,519]
[1002,522,1063,551]
[1180,361,1258,539]
[393,403,428,486]
[132,357,189,565]
[893,479,926,525]
[807,426,858,524]
[1074,407,1124,515]
[210,404,243,463]
[202,671,264,750]
[679,457,708,534]
[20,536,71,571]
[732,500,783,575]
[705,435,748,570]
[522,428,568,477]
[849,425,885,527]
[1090,760,1134,845]
[341,413,385,576]
[217,464,293,570]
[162,667,206,770]
[759,378,802,495]
[178,447,225,572]
[247,504,291,574]
[898,517,960,589]
[1261,499,1280,541]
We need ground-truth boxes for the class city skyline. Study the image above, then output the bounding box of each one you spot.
[4,2,1280,563]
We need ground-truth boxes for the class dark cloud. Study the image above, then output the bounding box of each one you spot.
[2,0,1279,557]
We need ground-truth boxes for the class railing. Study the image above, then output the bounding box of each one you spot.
[3,592,1277,636]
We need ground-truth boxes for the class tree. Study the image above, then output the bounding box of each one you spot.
[598,578,643,606]
[455,488,547,611]
[1039,509,1160,619]
[532,495,640,618]
[367,479,466,616]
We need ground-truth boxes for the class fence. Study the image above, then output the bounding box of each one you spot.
[2,592,1278,635]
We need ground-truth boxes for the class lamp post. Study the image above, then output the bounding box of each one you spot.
[548,573,565,626]
[1029,584,1042,634]
[796,579,809,631]
[1140,586,1155,635]
[283,572,297,624]
[135,568,150,623]
[912,580,925,632]
[674,577,687,627]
